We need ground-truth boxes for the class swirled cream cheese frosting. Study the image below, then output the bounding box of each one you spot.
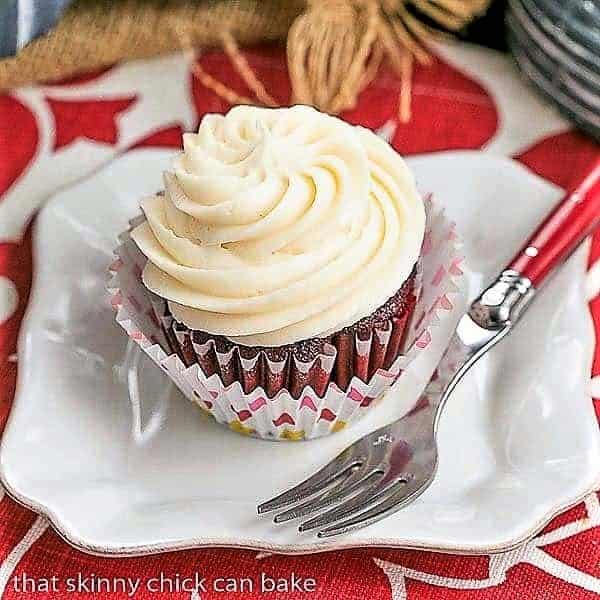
[131,105,425,347]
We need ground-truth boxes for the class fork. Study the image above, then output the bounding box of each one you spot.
[257,159,600,538]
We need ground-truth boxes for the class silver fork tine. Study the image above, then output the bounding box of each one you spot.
[298,435,438,533]
[316,476,432,538]
[298,477,404,532]
[273,468,383,523]
[257,448,362,515]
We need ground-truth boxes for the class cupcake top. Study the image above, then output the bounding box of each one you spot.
[131,105,425,346]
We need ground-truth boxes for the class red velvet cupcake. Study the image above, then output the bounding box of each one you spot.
[123,105,429,440]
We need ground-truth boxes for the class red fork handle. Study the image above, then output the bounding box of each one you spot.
[508,158,600,287]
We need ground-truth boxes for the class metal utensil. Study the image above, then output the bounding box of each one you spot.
[258,159,600,538]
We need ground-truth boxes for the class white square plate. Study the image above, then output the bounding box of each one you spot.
[1,149,599,556]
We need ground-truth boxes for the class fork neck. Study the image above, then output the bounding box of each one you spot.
[468,270,535,331]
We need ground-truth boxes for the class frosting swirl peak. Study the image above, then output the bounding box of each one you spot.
[131,105,425,346]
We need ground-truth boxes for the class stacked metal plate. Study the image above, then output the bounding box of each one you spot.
[506,0,600,140]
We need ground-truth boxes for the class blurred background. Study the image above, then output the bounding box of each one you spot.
[0,0,597,139]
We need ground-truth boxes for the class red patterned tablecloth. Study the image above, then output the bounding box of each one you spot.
[0,43,599,599]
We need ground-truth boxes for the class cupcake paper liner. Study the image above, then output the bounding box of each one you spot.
[108,197,462,440]
[163,271,417,400]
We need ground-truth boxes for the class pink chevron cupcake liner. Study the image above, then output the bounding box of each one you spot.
[108,196,462,440]
[163,287,416,399]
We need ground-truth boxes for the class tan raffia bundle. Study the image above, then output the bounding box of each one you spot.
[1,0,491,122]
[191,0,491,122]
[287,0,493,120]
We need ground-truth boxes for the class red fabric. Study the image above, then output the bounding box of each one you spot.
[515,131,600,190]
[0,96,38,198]
[0,45,599,599]
[46,96,137,150]
[0,225,32,429]
[129,125,184,150]
[344,55,499,154]
[191,49,499,156]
